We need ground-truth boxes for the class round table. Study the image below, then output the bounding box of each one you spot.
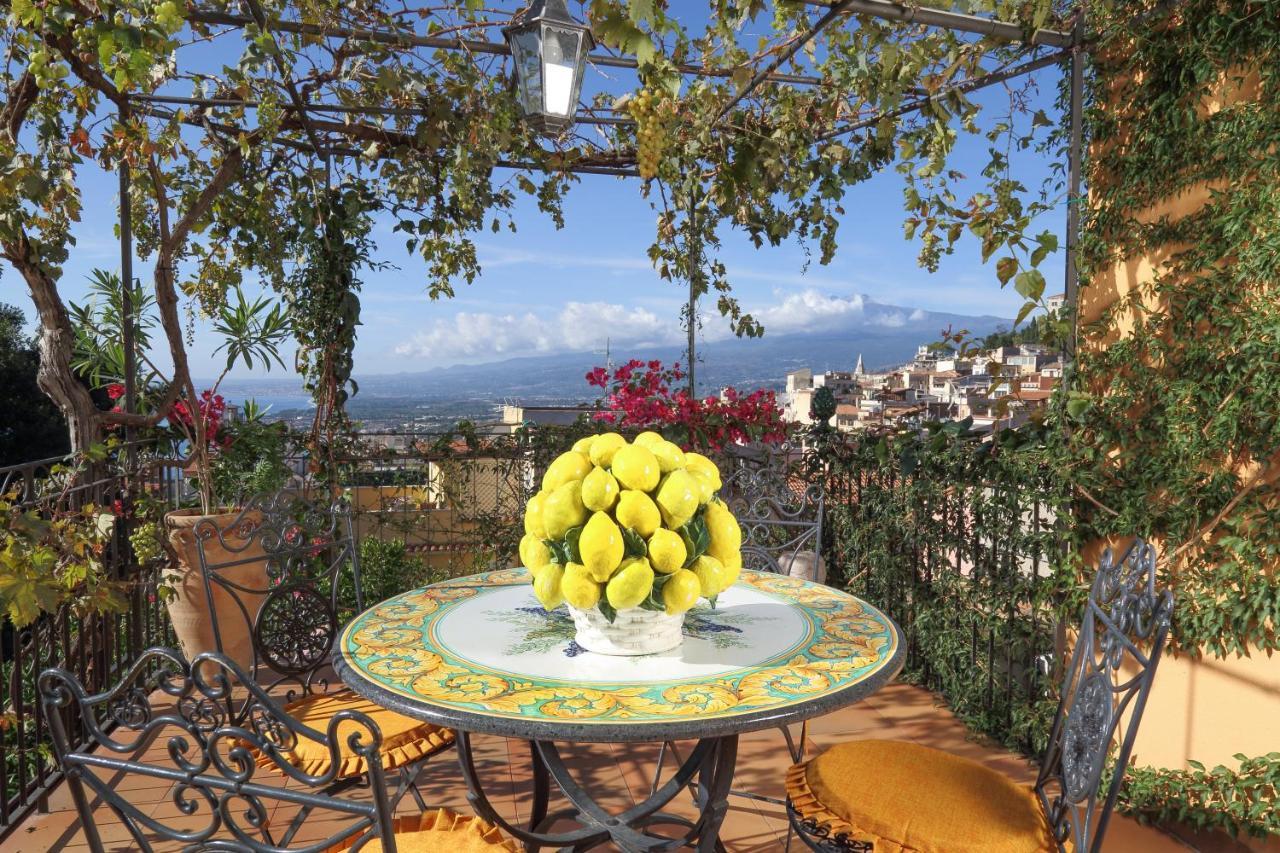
[334,568,904,851]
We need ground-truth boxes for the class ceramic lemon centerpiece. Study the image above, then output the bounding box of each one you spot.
[519,431,743,656]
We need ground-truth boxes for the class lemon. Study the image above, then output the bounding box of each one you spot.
[633,431,664,448]
[611,444,660,492]
[581,466,620,512]
[662,569,702,615]
[646,527,687,574]
[615,490,661,538]
[542,480,586,539]
[684,452,722,491]
[655,469,700,529]
[519,533,551,570]
[562,563,602,610]
[579,511,624,582]
[704,499,742,563]
[532,564,565,610]
[542,450,591,492]
[722,561,742,589]
[606,557,655,610]
[524,491,549,538]
[650,440,686,473]
[722,549,743,571]
[691,554,730,599]
[572,436,596,455]
[588,432,628,468]
[688,468,717,504]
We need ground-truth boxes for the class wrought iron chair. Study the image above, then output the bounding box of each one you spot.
[188,492,455,811]
[652,453,825,806]
[39,648,516,852]
[785,538,1175,853]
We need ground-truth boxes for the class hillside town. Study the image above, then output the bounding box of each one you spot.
[783,339,1064,435]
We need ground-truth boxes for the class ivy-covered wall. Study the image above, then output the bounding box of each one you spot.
[1069,0,1280,839]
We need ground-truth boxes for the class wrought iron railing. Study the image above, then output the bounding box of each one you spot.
[0,447,178,836]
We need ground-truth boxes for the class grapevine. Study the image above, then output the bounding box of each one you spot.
[129,520,163,563]
[628,89,678,181]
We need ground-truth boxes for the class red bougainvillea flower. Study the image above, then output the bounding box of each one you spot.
[585,359,787,452]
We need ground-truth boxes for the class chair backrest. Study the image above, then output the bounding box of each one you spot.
[719,453,824,577]
[1034,538,1174,853]
[193,491,362,694]
[39,647,397,853]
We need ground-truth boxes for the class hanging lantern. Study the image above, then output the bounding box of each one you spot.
[503,0,594,135]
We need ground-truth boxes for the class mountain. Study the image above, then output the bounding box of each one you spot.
[211,299,1012,422]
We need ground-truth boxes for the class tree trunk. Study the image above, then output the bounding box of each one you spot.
[4,238,102,453]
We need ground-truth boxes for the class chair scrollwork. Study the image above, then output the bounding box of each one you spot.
[39,647,398,853]
[719,452,824,578]
[1034,538,1174,852]
[192,490,361,694]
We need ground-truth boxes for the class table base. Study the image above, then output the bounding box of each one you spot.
[455,731,739,852]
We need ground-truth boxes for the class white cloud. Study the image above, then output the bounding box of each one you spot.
[870,311,906,327]
[393,301,677,363]
[748,290,866,335]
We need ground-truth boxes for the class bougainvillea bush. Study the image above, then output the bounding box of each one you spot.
[586,359,787,451]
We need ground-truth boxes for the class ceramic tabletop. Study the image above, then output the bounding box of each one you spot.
[334,568,904,743]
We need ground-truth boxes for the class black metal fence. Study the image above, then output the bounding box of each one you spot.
[814,430,1070,755]
[0,448,178,835]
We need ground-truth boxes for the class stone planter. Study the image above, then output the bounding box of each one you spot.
[163,508,268,672]
[567,605,684,656]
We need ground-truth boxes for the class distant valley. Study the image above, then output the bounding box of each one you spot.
[210,299,1012,430]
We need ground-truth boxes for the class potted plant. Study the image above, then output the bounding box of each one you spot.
[519,430,744,656]
[71,273,292,668]
[162,401,292,670]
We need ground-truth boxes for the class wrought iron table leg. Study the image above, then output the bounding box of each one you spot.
[454,729,740,851]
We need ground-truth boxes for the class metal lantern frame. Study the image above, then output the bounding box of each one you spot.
[503,0,596,136]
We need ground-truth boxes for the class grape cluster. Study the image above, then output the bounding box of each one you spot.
[129,522,163,564]
[628,89,677,181]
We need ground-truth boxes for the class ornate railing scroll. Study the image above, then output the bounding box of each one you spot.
[38,647,396,853]
[1034,539,1174,852]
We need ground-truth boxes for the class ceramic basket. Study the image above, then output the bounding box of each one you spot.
[568,605,685,656]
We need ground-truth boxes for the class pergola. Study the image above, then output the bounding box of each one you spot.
[92,0,1124,419]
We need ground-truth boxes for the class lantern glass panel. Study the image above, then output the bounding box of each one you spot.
[510,28,542,116]
[540,25,582,117]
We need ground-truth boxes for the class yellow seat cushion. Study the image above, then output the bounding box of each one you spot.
[255,688,455,779]
[326,809,518,852]
[786,740,1056,853]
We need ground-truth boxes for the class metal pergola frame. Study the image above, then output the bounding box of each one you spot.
[115,0,1093,407]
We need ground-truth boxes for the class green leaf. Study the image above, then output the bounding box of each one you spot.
[1014,269,1046,301]
[597,599,617,624]
[621,526,647,558]
[679,516,710,566]
[996,256,1018,285]
[564,525,583,564]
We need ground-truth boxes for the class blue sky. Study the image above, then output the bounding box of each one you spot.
[5,12,1068,379]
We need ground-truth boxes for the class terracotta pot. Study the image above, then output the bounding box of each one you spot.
[164,509,269,673]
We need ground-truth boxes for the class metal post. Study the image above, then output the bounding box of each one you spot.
[686,180,698,397]
[119,98,136,430]
[1063,10,1085,363]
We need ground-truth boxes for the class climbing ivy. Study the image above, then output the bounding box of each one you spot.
[280,182,379,477]
[1067,1,1280,658]
[1063,0,1279,836]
